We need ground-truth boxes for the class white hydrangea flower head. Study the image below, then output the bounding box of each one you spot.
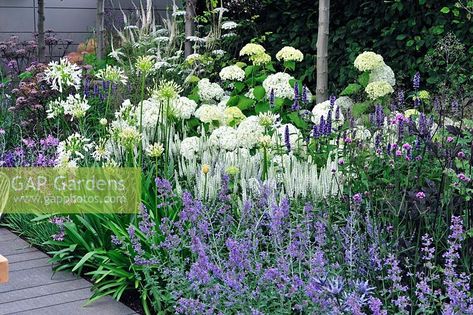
[171,96,198,120]
[335,96,354,111]
[352,126,372,141]
[237,116,264,149]
[274,123,301,149]
[194,104,225,124]
[135,98,163,129]
[369,64,396,87]
[180,136,201,159]
[354,51,384,72]
[221,21,238,30]
[219,65,245,81]
[239,43,265,56]
[365,81,394,100]
[224,107,246,126]
[209,126,239,151]
[197,79,225,102]
[311,100,345,129]
[276,46,304,62]
[185,53,202,64]
[45,58,82,92]
[262,72,295,99]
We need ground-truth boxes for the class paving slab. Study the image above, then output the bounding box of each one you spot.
[0,228,137,315]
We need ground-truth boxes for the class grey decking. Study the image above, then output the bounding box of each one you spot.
[0,228,137,315]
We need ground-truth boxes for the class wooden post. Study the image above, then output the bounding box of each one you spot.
[37,0,46,62]
[0,255,8,283]
[96,0,105,59]
[316,0,330,104]
[184,0,197,57]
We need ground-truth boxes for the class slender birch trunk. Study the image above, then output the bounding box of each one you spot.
[96,0,105,59]
[37,0,46,62]
[316,0,330,103]
[184,0,197,57]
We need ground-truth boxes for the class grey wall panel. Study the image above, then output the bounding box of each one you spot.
[0,0,172,54]
[0,8,35,32]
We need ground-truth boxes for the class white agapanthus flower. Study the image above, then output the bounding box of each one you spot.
[61,94,90,120]
[56,133,93,162]
[221,21,238,30]
[92,141,111,162]
[258,112,279,128]
[276,46,304,62]
[96,65,128,85]
[237,116,265,149]
[369,63,396,87]
[212,49,226,56]
[239,43,265,56]
[209,126,239,151]
[194,104,225,124]
[171,96,198,119]
[354,51,384,72]
[365,81,394,100]
[46,99,64,119]
[180,136,200,159]
[311,100,345,129]
[44,58,82,92]
[274,123,301,149]
[197,79,225,102]
[262,72,295,99]
[219,65,245,81]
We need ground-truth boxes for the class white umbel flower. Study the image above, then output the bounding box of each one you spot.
[221,21,238,30]
[276,46,304,62]
[219,65,245,81]
[262,72,295,99]
[45,58,82,92]
[61,94,90,120]
[354,51,384,72]
[96,65,128,85]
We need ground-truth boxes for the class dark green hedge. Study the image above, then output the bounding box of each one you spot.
[230,0,473,94]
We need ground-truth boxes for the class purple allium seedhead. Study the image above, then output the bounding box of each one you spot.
[352,193,362,204]
[416,191,426,199]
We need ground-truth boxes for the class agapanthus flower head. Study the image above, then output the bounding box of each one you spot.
[258,135,272,148]
[258,112,279,128]
[276,46,304,62]
[153,80,182,100]
[44,57,82,92]
[96,65,128,85]
[117,126,142,148]
[135,55,155,75]
[354,51,384,71]
[99,118,108,126]
[146,142,164,158]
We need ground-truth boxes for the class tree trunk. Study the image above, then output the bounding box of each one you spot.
[37,0,46,62]
[184,0,197,57]
[316,0,330,104]
[96,0,105,59]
